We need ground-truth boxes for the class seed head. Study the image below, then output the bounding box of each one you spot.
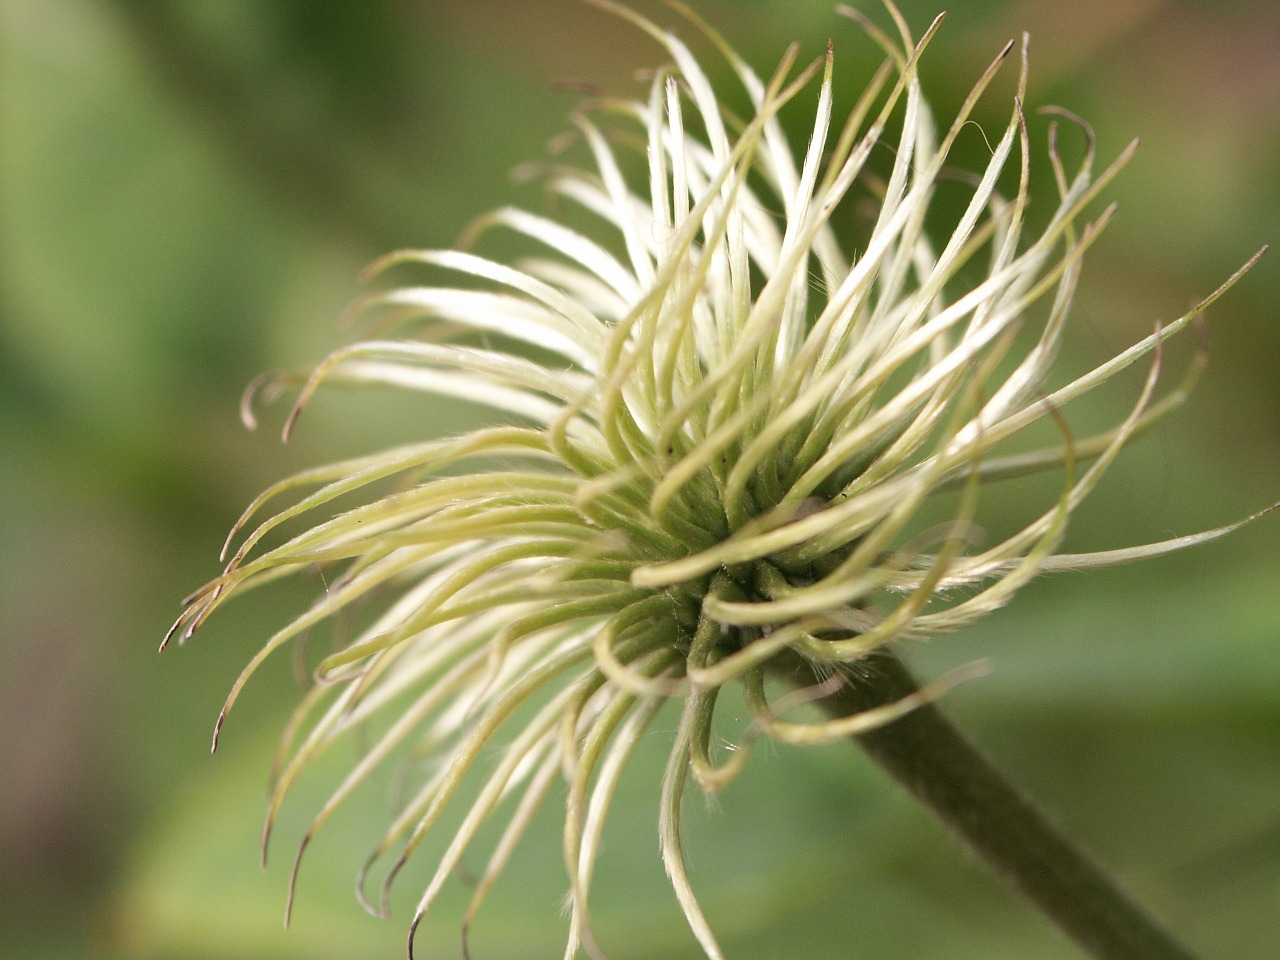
[168,3,1269,957]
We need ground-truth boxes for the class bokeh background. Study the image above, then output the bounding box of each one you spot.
[2,1,1277,958]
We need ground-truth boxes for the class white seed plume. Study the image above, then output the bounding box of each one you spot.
[168,2,1270,957]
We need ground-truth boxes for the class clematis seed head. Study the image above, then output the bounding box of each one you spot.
[169,3,1270,957]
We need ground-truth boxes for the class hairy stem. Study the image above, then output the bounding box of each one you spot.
[780,651,1202,960]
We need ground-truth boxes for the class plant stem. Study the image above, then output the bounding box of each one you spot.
[780,650,1202,960]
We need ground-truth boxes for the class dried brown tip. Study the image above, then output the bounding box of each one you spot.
[283,832,312,928]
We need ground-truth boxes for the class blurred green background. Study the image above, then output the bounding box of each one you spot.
[2,1,1277,958]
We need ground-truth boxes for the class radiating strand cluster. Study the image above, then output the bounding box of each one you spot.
[167,2,1268,957]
